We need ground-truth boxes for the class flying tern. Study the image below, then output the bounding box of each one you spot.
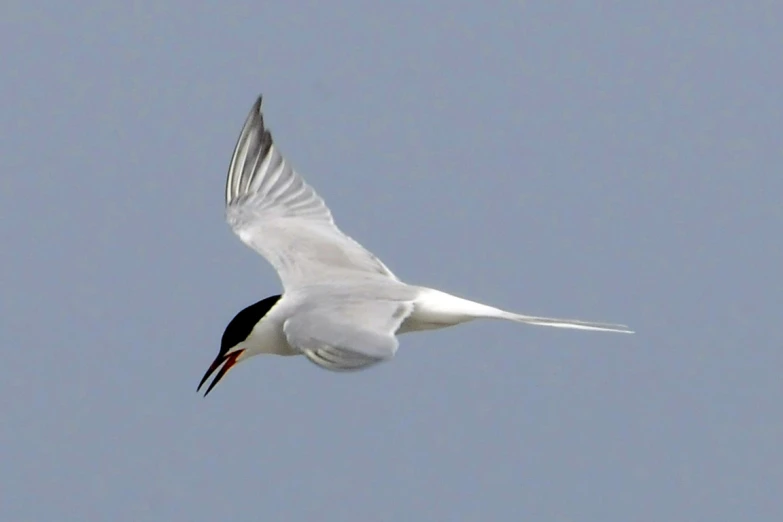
[198,96,633,396]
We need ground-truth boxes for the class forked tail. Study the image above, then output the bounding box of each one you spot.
[412,288,633,334]
[500,311,634,333]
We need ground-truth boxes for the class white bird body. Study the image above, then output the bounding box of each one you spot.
[198,96,633,395]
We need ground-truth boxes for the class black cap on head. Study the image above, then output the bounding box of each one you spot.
[220,294,282,355]
[198,294,282,396]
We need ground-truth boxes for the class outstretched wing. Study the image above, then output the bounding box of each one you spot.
[283,299,413,372]
[225,96,398,290]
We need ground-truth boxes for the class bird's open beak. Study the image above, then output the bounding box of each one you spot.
[198,349,245,396]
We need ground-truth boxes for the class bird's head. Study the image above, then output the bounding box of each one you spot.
[198,294,282,396]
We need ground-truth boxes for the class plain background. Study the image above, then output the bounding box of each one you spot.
[2,2,781,521]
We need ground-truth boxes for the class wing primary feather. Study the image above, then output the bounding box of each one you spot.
[226,96,269,205]
[223,96,399,288]
[304,348,380,372]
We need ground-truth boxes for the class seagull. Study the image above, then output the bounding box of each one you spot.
[198,96,633,396]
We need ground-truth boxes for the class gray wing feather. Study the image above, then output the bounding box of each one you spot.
[283,298,413,372]
[225,96,398,289]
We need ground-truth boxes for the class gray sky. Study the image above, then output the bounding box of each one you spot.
[2,2,781,520]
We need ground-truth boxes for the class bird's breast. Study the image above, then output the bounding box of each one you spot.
[244,304,299,357]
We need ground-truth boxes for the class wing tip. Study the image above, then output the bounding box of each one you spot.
[225,94,273,206]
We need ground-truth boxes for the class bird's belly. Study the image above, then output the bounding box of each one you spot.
[398,314,458,333]
[398,288,489,333]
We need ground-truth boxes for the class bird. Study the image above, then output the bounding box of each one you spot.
[198,95,633,396]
